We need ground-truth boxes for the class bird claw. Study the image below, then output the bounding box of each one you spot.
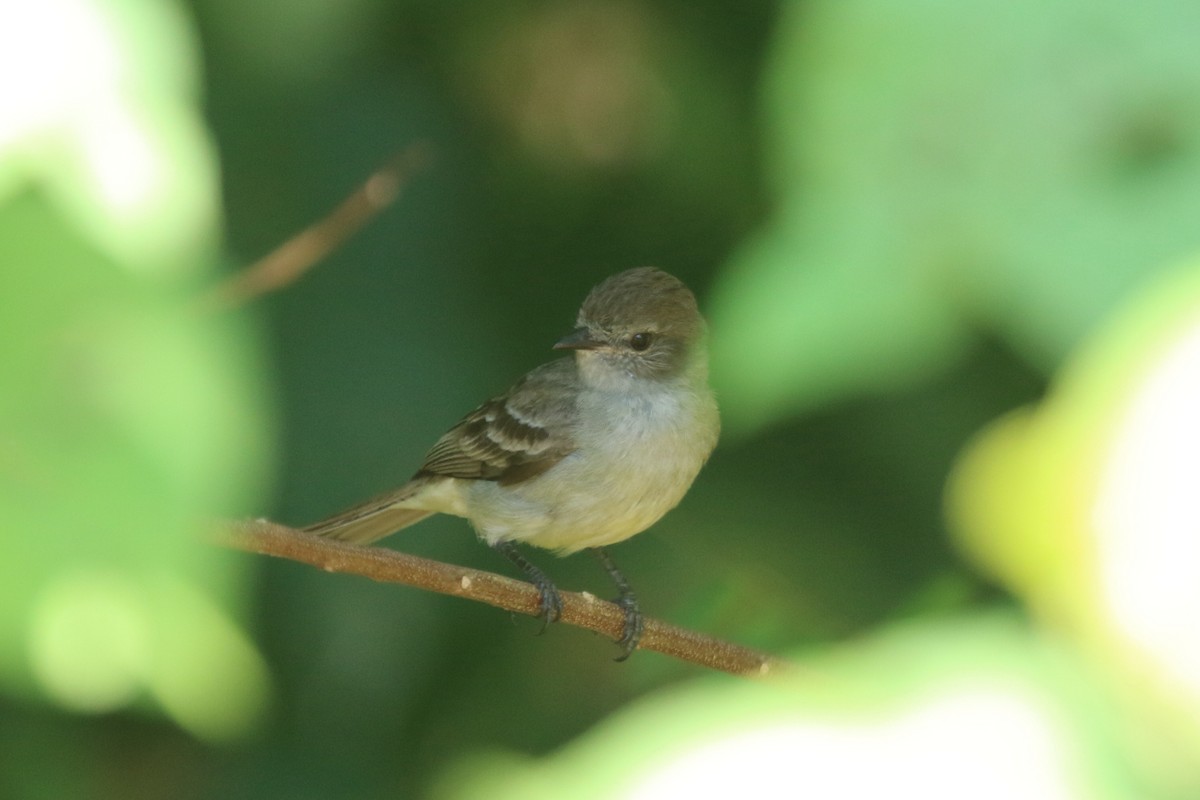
[492,540,564,635]
[535,582,563,633]
[613,593,644,661]
[590,547,644,661]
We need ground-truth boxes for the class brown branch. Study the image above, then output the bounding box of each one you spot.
[217,519,785,678]
[203,143,433,311]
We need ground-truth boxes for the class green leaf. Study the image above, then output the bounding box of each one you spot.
[712,0,1200,432]
[431,615,1133,800]
[0,0,274,740]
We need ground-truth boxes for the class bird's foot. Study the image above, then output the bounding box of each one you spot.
[613,591,644,661]
[591,547,644,660]
[492,540,562,632]
[532,575,563,632]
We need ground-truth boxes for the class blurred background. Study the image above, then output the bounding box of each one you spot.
[3,0,1200,797]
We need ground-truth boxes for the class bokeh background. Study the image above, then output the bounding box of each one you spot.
[3,0,1200,797]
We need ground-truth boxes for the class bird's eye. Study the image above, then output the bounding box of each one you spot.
[629,332,653,351]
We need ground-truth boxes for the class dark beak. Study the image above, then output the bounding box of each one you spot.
[553,327,603,351]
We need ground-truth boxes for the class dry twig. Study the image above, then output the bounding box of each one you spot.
[218,519,784,678]
[203,144,432,311]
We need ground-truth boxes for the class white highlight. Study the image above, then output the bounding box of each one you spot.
[0,0,215,272]
[627,687,1082,800]
[1093,313,1200,698]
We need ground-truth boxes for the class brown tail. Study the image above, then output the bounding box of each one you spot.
[304,483,435,545]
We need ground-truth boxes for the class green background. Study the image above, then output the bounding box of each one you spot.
[3,0,1200,797]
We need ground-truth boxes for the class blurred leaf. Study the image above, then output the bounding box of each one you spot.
[947,258,1200,792]
[711,0,1200,433]
[431,615,1129,800]
[0,0,218,272]
[0,0,273,740]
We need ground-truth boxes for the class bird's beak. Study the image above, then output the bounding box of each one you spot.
[553,327,603,351]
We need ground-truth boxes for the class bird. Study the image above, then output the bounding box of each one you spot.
[305,267,720,659]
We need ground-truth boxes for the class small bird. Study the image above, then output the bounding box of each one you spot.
[305,267,719,658]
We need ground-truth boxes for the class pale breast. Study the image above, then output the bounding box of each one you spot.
[466,382,718,553]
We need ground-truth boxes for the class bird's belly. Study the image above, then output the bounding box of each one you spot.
[465,428,706,554]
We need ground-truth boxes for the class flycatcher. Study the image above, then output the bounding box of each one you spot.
[306,267,720,658]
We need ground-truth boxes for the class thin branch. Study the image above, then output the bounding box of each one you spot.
[217,519,785,678]
[203,143,433,311]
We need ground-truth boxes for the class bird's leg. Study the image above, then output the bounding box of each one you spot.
[590,547,644,661]
[491,541,563,631]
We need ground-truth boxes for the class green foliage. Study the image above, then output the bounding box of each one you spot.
[711,0,1200,431]
[0,0,272,741]
[433,615,1131,800]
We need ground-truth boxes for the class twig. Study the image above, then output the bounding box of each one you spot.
[217,519,784,678]
[203,143,432,311]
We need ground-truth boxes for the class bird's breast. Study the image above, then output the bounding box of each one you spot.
[495,382,718,553]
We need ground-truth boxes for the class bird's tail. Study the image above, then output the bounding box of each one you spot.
[304,484,434,545]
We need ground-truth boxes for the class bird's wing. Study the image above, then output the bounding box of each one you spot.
[305,360,579,545]
[418,359,579,486]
